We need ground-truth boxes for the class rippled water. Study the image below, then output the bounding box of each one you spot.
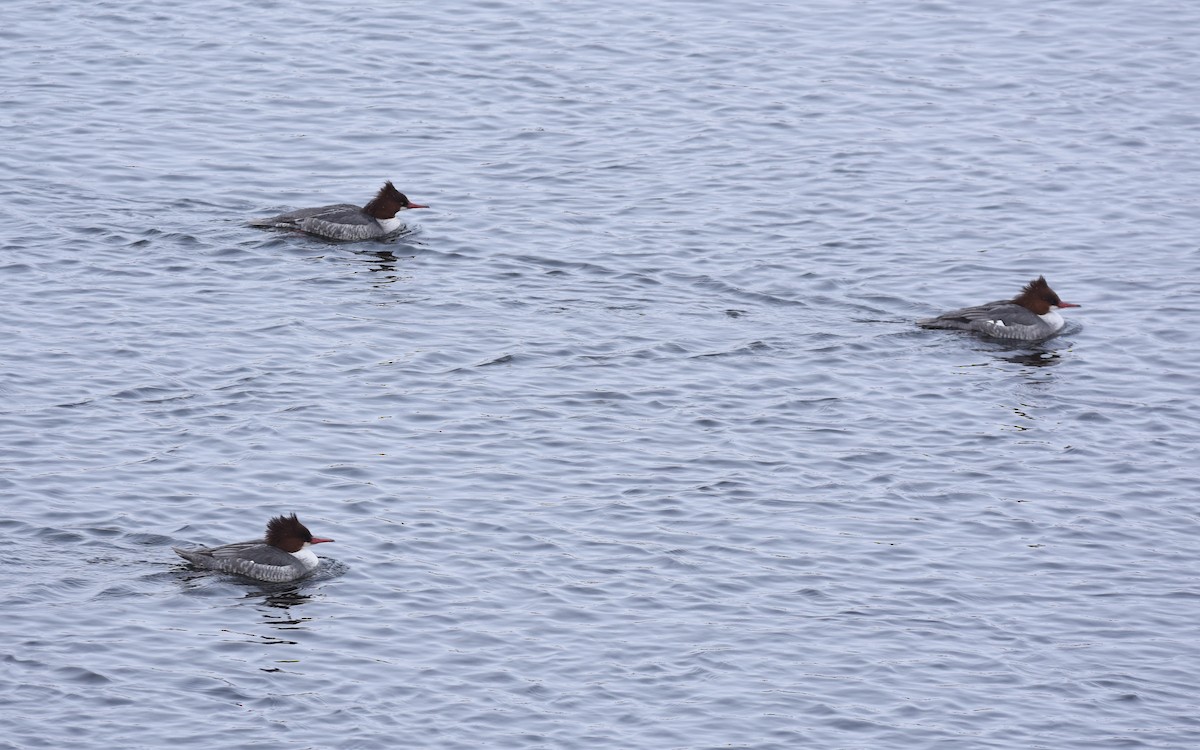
[4,0,1200,747]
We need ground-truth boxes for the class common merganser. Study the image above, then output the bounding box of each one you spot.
[918,276,1080,341]
[173,513,334,582]
[249,181,428,241]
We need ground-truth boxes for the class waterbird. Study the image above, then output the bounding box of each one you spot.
[918,276,1080,341]
[173,513,334,582]
[249,181,428,240]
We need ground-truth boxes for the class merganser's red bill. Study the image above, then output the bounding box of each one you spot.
[310,537,335,544]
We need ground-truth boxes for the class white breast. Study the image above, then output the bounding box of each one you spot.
[1039,309,1065,332]
[375,216,404,233]
[289,547,320,572]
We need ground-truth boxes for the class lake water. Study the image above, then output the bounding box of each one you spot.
[3,1,1200,748]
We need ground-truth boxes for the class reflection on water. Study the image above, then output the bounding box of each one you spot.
[362,249,401,282]
[998,350,1063,367]
[980,331,1078,368]
[252,587,314,613]
[348,244,423,285]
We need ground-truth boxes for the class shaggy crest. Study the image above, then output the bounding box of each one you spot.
[265,513,312,548]
[1016,276,1061,307]
[364,181,412,216]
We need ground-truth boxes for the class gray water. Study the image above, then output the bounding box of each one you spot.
[3,1,1200,748]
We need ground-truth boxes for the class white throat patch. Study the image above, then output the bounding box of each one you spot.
[376,215,404,233]
[1039,308,1065,331]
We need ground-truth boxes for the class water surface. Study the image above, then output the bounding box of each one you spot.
[3,1,1200,748]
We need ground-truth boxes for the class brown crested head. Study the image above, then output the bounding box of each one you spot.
[265,513,333,552]
[1013,276,1079,314]
[363,181,428,218]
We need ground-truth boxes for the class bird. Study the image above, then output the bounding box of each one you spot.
[918,276,1080,341]
[249,181,428,241]
[173,513,334,582]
